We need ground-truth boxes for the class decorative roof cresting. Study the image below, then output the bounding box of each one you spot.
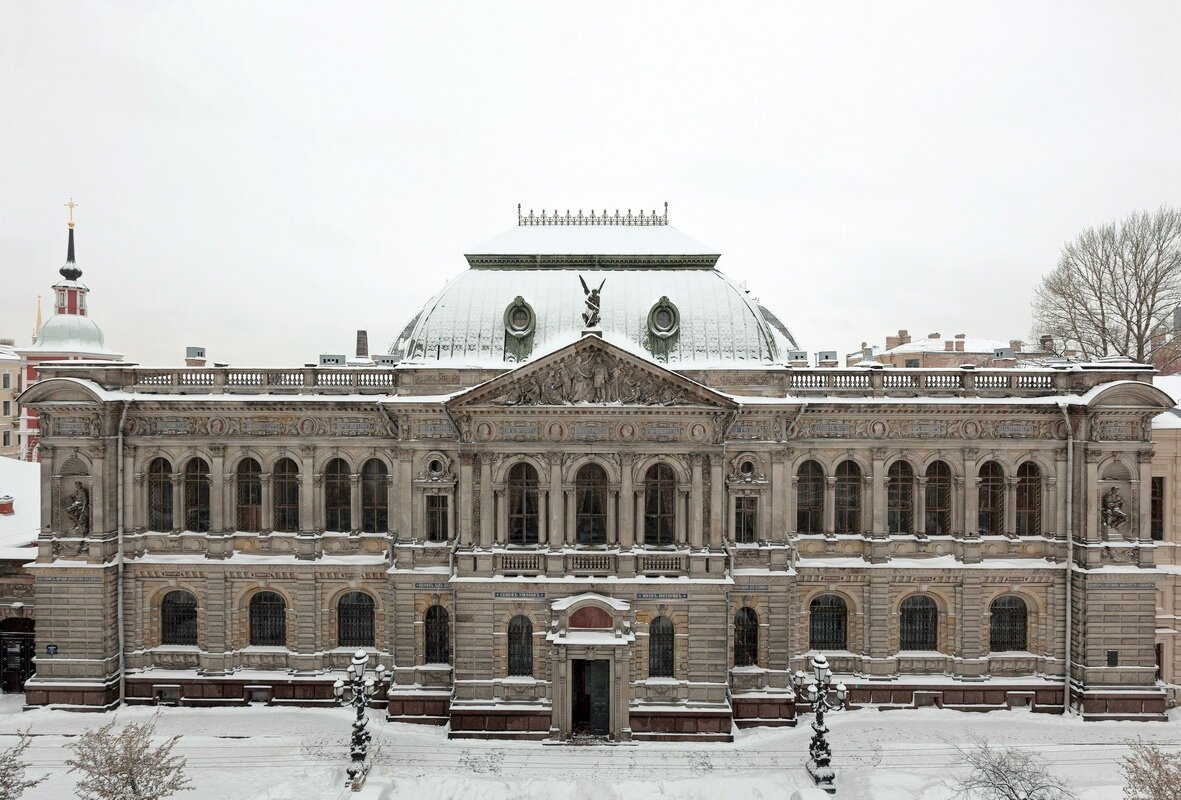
[518,203,669,227]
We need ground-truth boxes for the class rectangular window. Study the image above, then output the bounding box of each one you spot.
[1,401,8,417]
[426,495,449,542]
[1152,477,1165,541]
[2,432,9,447]
[1,373,9,389]
[734,496,758,544]
[905,359,920,368]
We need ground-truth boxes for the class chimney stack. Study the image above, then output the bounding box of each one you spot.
[1009,339,1022,353]
[356,330,369,359]
[1039,335,1054,352]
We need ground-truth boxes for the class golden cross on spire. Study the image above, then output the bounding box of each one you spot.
[65,198,78,229]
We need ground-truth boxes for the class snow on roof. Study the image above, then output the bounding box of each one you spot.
[0,458,40,562]
[883,336,1013,355]
[1152,376,1181,429]
[467,224,718,257]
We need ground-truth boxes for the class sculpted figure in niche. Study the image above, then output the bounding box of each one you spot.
[1101,486,1128,530]
[64,481,90,534]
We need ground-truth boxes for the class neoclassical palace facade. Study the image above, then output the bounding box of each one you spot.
[19,209,1175,740]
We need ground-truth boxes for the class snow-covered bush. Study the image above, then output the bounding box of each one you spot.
[1120,741,1181,800]
[65,715,192,800]
[0,731,45,800]
[950,732,1075,800]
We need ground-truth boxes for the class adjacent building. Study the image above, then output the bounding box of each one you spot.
[0,343,19,459]
[848,330,1054,368]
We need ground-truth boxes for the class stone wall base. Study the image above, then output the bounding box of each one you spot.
[386,690,450,726]
[449,707,551,739]
[24,676,120,710]
[842,682,1065,714]
[731,696,796,729]
[1074,687,1167,721]
[630,708,735,741]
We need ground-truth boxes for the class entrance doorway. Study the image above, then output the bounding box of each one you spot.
[0,618,34,693]
[571,659,610,736]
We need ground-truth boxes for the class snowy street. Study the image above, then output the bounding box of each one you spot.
[0,696,1176,799]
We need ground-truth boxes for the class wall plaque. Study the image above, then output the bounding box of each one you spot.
[494,591,546,599]
[501,423,539,439]
[572,423,610,440]
[814,423,853,437]
[635,592,688,600]
[643,423,682,440]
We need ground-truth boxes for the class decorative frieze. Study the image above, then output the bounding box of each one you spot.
[125,415,397,438]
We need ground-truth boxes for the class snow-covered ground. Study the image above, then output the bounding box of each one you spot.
[0,694,1176,799]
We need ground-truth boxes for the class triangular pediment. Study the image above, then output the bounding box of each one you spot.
[446,334,738,410]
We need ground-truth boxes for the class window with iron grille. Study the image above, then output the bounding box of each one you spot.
[324,458,351,532]
[925,461,951,535]
[989,595,1027,652]
[273,458,300,532]
[426,494,449,542]
[147,457,173,532]
[644,463,676,546]
[733,607,758,667]
[161,590,197,646]
[425,605,450,664]
[887,461,914,534]
[507,614,532,676]
[734,495,758,543]
[236,458,262,532]
[834,460,861,534]
[576,464,609,545]
[977,461,1004,535]
[360,459,388,533]
[1152,477,1165,541]
[507,462,539,545]
[796,460,824,534]
[649,616,674,678]
[809,594,847,650]
[249,591,286,647]
[183,458,210,533]
[338,591,375,648]
[899,595,937,650]
[1016,462,1041,536]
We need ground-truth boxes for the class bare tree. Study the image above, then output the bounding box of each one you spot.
[0,731,46,800]
[1032,206,1181,368]
[1120,740,1181,800]
[949,732,1075,800]
[65,715,192,800]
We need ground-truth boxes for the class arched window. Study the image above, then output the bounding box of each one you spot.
[361,459,388,534]
[161,590,197,646]
[925,461,952,535]
[887,460,914,534]
[507,462,539,545]
[835,460,861,535]
[249,591,286,647]
[147,457,173,532]
[978,461,1005,535]
[809,594,847,651]
[797,460,824,534]
[644,463,677,546]
[425,605,450,664]
[337,591,375,648]
[325,458,351,532]
[733,607,758,667]
[235,458,262,532]
[649,616,674,678]
[989,596,1028,652]
[183,458,211,533]
[273,458,300,532]
[900,595,937,651]
[575,463,609,546]
[1016,462,1042,536]
[507,614,532,676]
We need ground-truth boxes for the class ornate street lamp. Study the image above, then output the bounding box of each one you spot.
[791,654,848,795]
[333,649,387,792]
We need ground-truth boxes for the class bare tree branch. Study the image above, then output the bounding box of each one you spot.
[65,714,192,800]
[948,732,1075,800]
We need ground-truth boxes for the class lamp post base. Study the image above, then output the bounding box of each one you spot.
[805,759,836,795]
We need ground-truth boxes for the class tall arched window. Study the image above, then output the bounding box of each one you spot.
[835,460,861,535]
[183,458,211,533]
[575,463,609,546]
[978,461,1005,535]
[887,460,914,534]
[644,463,677,546]
[797,460,824,534]
[147,457,173,532]
[507,614,532,676]
[249,591,286,647]
[337,591,375,648]
[989,595,1028,652]
[236,458,262,532]
[649,616,674,678]
[325,458,351,532]
[161,590,197,646]
[273,458,300,532]
[1016,462,1042,536]
[507,463,539,545]
[925,461,952,535]
[734,607,758,667]
[361,459,388,534]
[809,594,847,650]
[900,595,937,651]
[425,605,450,664]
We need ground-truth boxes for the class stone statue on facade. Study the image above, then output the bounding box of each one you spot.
[64,481,90,534]
[1101,486,1128,530]
[579,275,605,328]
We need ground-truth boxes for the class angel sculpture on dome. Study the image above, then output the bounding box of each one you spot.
[579,275,605,328]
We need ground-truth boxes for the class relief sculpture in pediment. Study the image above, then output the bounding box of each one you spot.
[489,352,688,407]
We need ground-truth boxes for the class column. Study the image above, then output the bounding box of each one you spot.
[548,455,563,548]
[479,457,493,547]
[634,491,645,546]
[90,451,106,536]
[398,454,413,540]
[619,454,634,549]
[952,476,964,535]
[709,457,724,548]
[787,474,798,536]
[915,477,928,535]
[565,490,576,546]
[349,472,362,533]
[1053,449,1067,540]
[458,454,474,545]
[210,447,225,534]
[312,472,325,532]
[1044,476,1058,538]
[770,453,786,542]
[170,473,183,533]
[607,493,617,545]
[219,471,233,533]
[1138,453,1153,544]
[538,489,549,547]
[261,472,273,533]
[689,455,704,549]
[676,487,689,545]
[824,476,836,535]
[300,447,315,534]
[497,489,508,544]
[871,451,886,534]
[1084,449,1100,542]
[1004,477,1018,536]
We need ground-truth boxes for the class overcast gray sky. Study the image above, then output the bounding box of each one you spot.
[3,2,1179,366]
